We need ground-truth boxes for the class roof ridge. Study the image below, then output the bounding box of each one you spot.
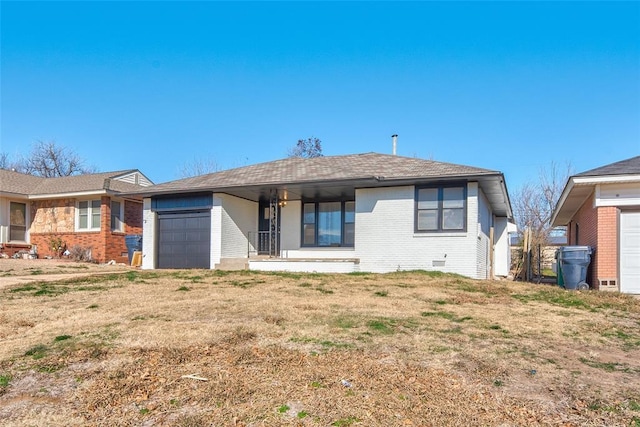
[576,155,640,176]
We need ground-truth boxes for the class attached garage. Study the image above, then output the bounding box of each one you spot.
[619,211,640,294]
[152,194,213,269]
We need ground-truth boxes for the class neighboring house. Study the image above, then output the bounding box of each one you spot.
[0,169,153,263]
[133,153,515,279]
[550,156,640,293]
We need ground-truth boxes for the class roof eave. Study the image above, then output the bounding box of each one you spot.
[550,173,640,227]
[28,190,109,200]
[572,174,640,184]
[126,172,500,199]
[0,191,29,200]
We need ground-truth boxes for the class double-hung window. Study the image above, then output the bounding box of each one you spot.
[302,201,355,247]
[111,200,123,232]
[78,200,101,231]
[416,185,466,232]
[9,202,27,241]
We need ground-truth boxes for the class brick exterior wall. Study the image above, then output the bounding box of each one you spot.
[125,200,143,234]
[596,206,618,283]
[566,193,618,289]
[29,196,143,264]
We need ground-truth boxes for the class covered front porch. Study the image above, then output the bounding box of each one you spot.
[241,188,360,273]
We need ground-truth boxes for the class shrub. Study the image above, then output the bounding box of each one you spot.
[68,245,93,262]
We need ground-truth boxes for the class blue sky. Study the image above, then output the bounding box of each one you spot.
[1,1,639,192]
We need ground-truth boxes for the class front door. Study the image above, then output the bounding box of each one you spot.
[258,201,280,255]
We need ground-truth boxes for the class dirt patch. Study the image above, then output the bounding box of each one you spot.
[0,258,132,289]
[0,270,638,426]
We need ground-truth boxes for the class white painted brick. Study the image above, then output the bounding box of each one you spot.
[355,184,483,278]
[217,194,257,259]
[141,198,155,269]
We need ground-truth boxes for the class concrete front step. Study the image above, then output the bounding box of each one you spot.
[215,258,249,271]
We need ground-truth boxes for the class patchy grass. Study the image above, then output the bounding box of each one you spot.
[0,374,11,388]
[24,344,49,360]
[421,310,472,323]
[0,270,638,426]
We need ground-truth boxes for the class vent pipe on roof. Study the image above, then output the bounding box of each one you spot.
[391,134,398,155]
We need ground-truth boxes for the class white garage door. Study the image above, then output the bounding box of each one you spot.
[620,211,640,294]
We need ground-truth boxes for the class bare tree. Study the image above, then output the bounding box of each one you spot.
[15,140,94,177]
[0,152,14,170]
[177,157,220,178]
[288,137,323,158]
[512,161,573,279]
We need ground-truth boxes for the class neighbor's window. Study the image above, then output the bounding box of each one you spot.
[302,201,355,247]
[111,200,123,232]
[9,202,26,241]
[416,185,466,232]
[78,200,101,231]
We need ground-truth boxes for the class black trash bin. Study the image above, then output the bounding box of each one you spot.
[125,234,142,265]
[558,246,592,290]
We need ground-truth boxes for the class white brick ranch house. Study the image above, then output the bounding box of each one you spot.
[133,153,515,279]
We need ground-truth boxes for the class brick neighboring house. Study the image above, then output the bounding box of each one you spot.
[0,169,153,263]
[550,156,640,293]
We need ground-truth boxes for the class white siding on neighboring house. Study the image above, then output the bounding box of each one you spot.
[0,197,30,244]
[216,194,257,259]
[354,184,481,278]
[595,183,640,207]
[141,198,156,269]
[0,198,8,226]
[114,172,153,187]
[0,198,9,243]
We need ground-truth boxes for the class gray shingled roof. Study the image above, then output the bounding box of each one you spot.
[576,155,640,177]
[0,169,147,196]
[0,169,44,195]
[143,152,498,194]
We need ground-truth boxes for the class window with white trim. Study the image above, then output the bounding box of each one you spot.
[111,200,123,232]
[415,185,466,232]
[77,200,101,231]
[9,202,27,241]
[301,200,355,247]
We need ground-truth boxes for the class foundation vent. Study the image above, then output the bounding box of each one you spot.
[599,279,618,291]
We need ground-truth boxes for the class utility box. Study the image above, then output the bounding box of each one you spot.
[558,246,592,290]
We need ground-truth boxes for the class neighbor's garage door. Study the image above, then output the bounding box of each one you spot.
[620,211,640,294]
[157,211,211,269]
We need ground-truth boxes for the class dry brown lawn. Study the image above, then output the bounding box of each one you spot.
[0,263,639,426]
